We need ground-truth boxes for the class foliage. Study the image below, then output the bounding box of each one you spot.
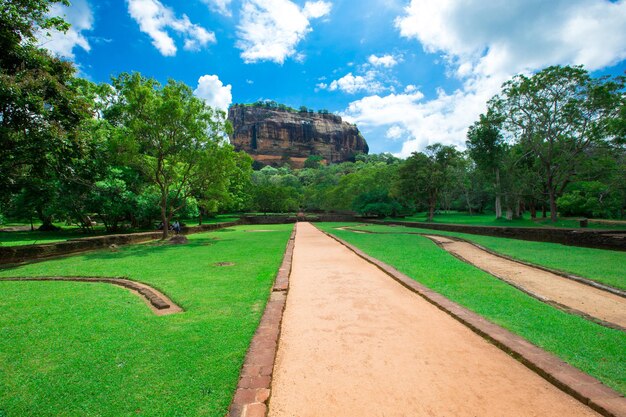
[352,189,404,217]
[491,65,624,221]
[106,72,238,238]
[557,181,622,218]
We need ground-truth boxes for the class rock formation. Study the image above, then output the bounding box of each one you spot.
[228,104,369,168]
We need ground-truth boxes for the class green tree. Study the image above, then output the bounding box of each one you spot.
[395,144,460,221]
[493,65,623,221]
[466,110,506,218]
[107,72,233,238]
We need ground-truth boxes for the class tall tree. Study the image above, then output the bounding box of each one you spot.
[493,65,623,221]
[395,144,460,221]
[107,73,233,238]
[466,110,506,218]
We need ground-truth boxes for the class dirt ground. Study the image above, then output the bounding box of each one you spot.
[268,223,599,417]
[426,235,626,329]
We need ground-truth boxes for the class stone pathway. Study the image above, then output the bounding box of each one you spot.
[425,235,626,329]
[268,222,600,417]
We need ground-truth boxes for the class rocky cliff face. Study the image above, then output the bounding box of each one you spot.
[228,105,369,168]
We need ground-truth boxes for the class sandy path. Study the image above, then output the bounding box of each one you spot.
[426,235,626,329]
[268,223,599,417]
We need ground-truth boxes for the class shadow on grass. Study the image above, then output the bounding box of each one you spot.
[75,237,235,261]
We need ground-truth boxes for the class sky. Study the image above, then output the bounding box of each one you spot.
[38,0,626,156]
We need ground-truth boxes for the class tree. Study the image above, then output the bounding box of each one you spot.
[107,73,233,239]
[466,110,506,218]
[304,155,324,169]
[493,65,623,221]
[395,144,460,221]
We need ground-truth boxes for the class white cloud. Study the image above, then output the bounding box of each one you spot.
[127,0,215,56]
[368,54,399,67]
[236,0,332,64]
[303,1,333,18]
[202,0,232,16]
[324,71,386,94]
[37,0,93,59]
[194,74,232,112]
[385,125,405,140]
[345,0,626,156]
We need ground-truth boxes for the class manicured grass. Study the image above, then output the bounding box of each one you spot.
[0,215,240,247]
[319,222,626,394]
[348,222,626,291]
[0,224,291,417]
[392,211,626,230]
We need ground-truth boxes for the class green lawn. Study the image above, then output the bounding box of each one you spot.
[0,224,291,417]
[0,215,240,247]
[348,222,626,291]
[391,211,626,230]
[319,222,626,394]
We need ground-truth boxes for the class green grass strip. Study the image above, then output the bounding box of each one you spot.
[318,223,626,395]
[349,222,626,291]
[390,212,626,230]
[0,224,291,417]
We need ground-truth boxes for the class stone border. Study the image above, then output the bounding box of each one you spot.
[228,224,296,417]
[0,221,241,266]
[317,226,626,417]
[0,276,182,315]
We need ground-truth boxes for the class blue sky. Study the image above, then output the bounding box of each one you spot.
[40,0,626,156]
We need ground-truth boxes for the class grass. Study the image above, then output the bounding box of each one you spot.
[0,215,240,247]
[348,222,626,291]
[0,224,292,417]
[318,222,626,394]
[391,211,626,230]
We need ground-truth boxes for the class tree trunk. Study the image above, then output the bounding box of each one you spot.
[465,190,473,215]
[542,204,547,218]
[161,195,169,240]
[530,201,537,219]
[494,168,502,219]
[549,189,558,222]
[427,192,436,221]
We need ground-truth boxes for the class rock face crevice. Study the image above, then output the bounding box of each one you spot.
[228,105,369,168]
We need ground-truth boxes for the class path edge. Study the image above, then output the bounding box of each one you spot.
[317,226,626,417]
[422,235,626,332]
[346,225,626,298]
[228,224,296,417]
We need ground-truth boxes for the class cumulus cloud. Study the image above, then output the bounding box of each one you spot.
[344,0,626,156]
[236,0,332,64]
[127,0,215,56]
[385,125,406,140]
[194,74,233,111]
[368,54,399,67]
[37,0,93,59]
[321,71,386,94]
[202,0,233,16]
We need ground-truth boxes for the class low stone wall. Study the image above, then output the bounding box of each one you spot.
[241,215,297,224]
[371,220,626,251]
[0,221,241,266]
[241,214,359,224]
